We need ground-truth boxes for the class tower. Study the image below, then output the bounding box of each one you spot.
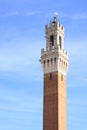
[40,15,69,130]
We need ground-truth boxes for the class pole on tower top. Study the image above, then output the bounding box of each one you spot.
[52,12,58,24]
[54,12,58,18]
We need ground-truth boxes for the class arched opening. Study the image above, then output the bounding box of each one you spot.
[59,36,62,50]
[54,57,56,63]
[51,58,53,68]
[50,73,52,80]
[54,57,56,67]
[47,59,49,67]
[50,35,54,47]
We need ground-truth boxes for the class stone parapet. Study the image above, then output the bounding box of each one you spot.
[41,46,69,75]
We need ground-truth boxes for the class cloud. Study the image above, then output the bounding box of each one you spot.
[58,12,87,20]
[72,13,87,20]
[0,84,42,113]
[0,11,42,17]
[0,38,41,70]
[67,97,87,106]
[0,21,44,82]
[0,41,42,82]
[0,25,43,80]
[0,97,42,113]
[65,37,87,89]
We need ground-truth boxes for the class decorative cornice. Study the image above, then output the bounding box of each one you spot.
[40,48,69,75]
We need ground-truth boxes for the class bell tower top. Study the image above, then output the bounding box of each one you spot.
[40,15,69,75]
[45,14,64,51]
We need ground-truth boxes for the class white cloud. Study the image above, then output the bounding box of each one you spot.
[0,38,44,83]
[67,97,87,106]
[0,84,42,113]
[57,12,87,20]
[65,37,87,89]
[72,13,87,20]
[0,41,40,71]
[0,95,42,113]
[0,11,42,17]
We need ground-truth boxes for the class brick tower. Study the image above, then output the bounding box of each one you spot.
[40,15,69,130]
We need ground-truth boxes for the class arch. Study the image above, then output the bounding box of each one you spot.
[50,58,53,68]
[50,35,54,46]
[59,36,62,50]
[54,57,56,63]
[47,59,49,67]
[50,73,52,80]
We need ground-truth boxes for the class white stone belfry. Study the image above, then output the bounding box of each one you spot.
[41,16,69,75]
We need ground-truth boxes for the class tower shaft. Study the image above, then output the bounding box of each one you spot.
[44,72,66,130]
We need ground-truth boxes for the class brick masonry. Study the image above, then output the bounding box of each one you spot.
[43,71,66,130]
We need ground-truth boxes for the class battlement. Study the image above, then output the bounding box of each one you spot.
[41,47,69,75]
[41,47,68,57]
[45,19,64,34]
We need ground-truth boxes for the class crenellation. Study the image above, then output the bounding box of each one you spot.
[41,44,69,75]
[41,54,68,75]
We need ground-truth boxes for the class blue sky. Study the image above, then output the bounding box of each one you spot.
[0,0,87,130]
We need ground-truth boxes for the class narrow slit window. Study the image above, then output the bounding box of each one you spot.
[50,73,52,80]
[54,57,56,63]
[50,35,54,46]
[47,59,49,67]
[61,74,63,81]
[51,58,53,67]
[44,60,46,67]
[59,36,62,50]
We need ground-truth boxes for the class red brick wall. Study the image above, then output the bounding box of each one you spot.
[43,72,66,130]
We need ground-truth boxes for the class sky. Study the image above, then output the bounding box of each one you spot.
[0,0,87,130]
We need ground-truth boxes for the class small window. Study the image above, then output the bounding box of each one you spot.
[54,57,56,63]
[61,74,63,81]
[59,36,62,50]
[44,60,45,67]
[51,58,53,67]
[50,73,52,80]
[47,59,49,66]
[50,35,54,46]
